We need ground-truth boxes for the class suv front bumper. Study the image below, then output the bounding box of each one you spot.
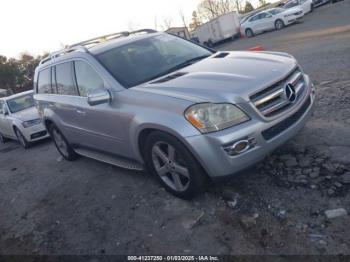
[184,77,315,179]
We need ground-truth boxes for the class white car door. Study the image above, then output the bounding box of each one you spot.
[0,101,13,137]
[258,12,275,31]
[300,0,311,13]
[246,15,259,33]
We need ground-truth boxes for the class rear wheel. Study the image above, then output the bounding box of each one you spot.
[14,127,29,149]
[49,124,79,161]
[275,19,285,30]
[245,28,254,38]
[144,131,208,199]
[310,3,314,12]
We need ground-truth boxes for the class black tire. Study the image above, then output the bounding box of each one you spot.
[310,3,314,12]
[48,124,79,161]
[275,19,285,30]
[245,28,254,38]
[14,127,30,149]
[144,131,208,199]
[0,133,8,143]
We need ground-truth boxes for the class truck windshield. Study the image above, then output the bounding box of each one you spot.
[7,94,35,113]
[97,34,213,88]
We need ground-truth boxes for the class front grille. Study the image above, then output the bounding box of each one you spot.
[31,131,47,139]
[250,67,306,117]
[261,97,311,141]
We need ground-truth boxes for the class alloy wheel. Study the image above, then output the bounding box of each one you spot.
[52,127,69,158]
[151,141,190,192]
[276,20,284,30]
[15,129,26,147]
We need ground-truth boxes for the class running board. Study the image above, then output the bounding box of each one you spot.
[74,148,144,171]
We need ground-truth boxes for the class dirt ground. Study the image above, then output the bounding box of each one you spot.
[0,0,350,256]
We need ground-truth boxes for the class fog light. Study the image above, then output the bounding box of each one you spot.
[224,138,256,156]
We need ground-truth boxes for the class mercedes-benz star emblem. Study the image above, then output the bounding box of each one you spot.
[285,83,296,103]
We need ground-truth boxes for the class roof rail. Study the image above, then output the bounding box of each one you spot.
[39,46,89,65]
[39,29,157,65]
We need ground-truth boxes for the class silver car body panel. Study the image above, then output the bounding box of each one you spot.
[34,33,314,178]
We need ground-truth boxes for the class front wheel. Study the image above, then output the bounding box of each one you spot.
[144,131,208,199]
[245,28,254,38]
[275,19,285,30]
[14,127,29,149]
[49,124,79,161]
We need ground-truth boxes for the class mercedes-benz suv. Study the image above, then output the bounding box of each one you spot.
[34,29,315,199]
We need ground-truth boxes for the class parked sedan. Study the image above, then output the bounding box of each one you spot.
[241,7,304,38]
[0,90,49,148]
[282,0,314,14]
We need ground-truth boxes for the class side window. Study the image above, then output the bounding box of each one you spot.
[37,68,51,94]
[285,0,298,7]
[74,61,104,97]
[55,62,76,96]
[259,13,269,19]
[249,15,258,22]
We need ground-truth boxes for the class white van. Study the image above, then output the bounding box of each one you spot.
[195,12,240,46]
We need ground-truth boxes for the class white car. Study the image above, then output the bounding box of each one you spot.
[0,90,49,148]
[282,0,314,14]
[241,7,304,37]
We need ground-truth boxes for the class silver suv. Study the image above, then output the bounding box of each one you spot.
[34,29,315,198]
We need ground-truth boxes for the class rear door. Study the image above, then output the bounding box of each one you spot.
[49,61,85,144]
[246,15,260,32]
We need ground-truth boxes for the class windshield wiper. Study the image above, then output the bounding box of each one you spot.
[167,55,211,72]
[144,55,211,83]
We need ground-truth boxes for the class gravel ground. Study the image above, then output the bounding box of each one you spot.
[0,1,350,255]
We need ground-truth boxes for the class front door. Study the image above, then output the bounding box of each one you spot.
[69,60,129,157]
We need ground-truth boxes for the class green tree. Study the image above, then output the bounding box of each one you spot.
[0,52,47,94]
[244,1,254,13]
[189,11,202,30]
[258,0,267,7]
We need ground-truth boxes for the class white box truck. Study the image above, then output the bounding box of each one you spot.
[194,11,241,47]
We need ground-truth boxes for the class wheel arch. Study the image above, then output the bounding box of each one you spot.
[136,124,193,162]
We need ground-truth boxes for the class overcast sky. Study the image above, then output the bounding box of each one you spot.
[1,0,204,58]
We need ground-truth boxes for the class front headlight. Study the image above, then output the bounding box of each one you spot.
[185,103,250,133]
[22,118,42,128]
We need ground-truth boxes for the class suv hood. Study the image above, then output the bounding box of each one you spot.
[11,106,39,121]
[134,51,297,103]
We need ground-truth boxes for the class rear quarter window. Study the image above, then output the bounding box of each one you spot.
[37,68,52,94]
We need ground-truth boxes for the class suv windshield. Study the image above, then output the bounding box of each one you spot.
[7,93,34,113]
[97,34,213,88]
[268,8,285,15]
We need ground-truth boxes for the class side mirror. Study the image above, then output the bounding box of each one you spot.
[87,88,111,106]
